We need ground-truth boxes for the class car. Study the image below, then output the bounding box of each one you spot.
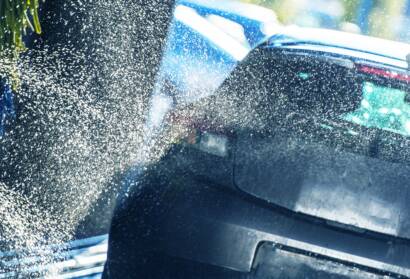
[177,0,280,47]
[153,0,280,109]
[104,28,410,278]
[147,0,279,145]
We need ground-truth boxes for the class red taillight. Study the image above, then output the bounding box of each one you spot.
[358,65,410,83]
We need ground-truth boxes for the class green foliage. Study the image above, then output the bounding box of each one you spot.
[340,0,360,23]
[0,0,42,90]
[0,0,42,52]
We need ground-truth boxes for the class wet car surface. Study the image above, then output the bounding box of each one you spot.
[155,0,280,106]
[104,28,410,278]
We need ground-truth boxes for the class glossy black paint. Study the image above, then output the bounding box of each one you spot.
[105,36,410,278]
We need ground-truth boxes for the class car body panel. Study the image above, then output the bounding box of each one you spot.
[157,0,279,105]
[178,0,279,47]
[149,0,279,133]
[234,131,410,239]
[153,167,410,277]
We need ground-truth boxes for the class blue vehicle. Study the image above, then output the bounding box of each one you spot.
[178,0,280,47]
[155,0,279,106]
[105,28,410,278]
[148,0,279,137]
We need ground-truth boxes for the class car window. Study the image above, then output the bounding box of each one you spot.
[283,63,410,139]
[343,82,410,137]
[266,56,361,119]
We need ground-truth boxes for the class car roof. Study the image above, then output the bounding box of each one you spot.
[267,27,410,66]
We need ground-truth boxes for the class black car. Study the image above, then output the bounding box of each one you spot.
[104,28,410,278]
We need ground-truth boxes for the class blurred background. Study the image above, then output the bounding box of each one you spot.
[241,0,410,43]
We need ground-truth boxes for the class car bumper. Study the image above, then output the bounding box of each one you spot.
[151,181,410,278]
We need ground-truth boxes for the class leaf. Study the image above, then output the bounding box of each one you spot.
[0,0,43,90]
